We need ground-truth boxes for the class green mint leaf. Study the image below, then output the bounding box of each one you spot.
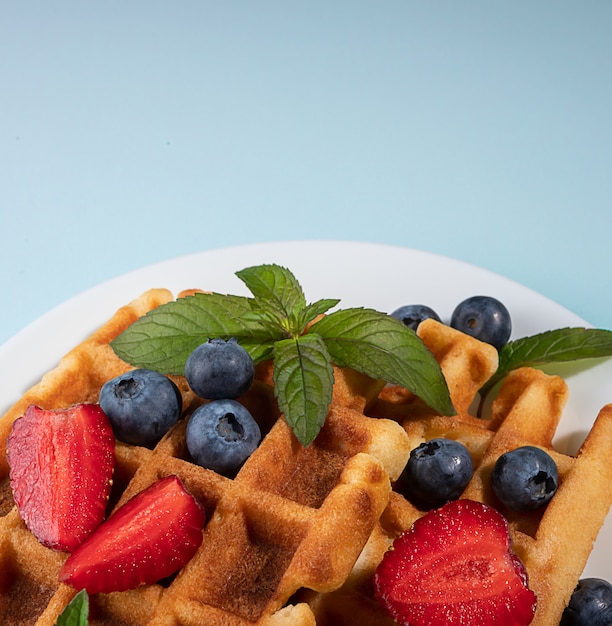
[236,264,306,330]
[237,337,276,364]
[111,292,279,374]
[272,333,334,446]
[245,308,291,339]
[55,590,89,626]
[481,327,612,395]
[300,298,340,327]
[310,308,455,416]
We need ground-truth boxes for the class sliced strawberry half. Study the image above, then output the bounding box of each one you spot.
[59,475,205,594]
[7,403,115,552]
[373,499,537,626]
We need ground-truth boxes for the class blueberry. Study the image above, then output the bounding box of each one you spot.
[390,304,441,331]
[491,446,558,511]
[450,295,512,349]
[186,399,261,475]
[560,578,612,626]
[99,369,182,447]
[399,438,473,509]
[185,338,255,400]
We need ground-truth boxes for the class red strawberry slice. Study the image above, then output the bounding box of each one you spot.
[373,499,537,626]
[7,403,115,552]
[59,475,205,594]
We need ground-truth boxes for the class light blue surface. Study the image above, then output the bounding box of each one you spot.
[2,2,611,346]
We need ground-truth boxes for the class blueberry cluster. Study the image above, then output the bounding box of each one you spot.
[184,339,260,476]
[391,295,512,350]
[399,438,559,514]
[99,338,260,476]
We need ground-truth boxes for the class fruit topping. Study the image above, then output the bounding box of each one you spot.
[186,399,261,475]
[491,446,558,512]
[7,404,115,552]
[185,338,255,400]
[560,577,612,626]
[59,475,205,594]
[390,304,442,331]
[399,438,473,509]
[111,264,455,447]
[450,295,512,350]
[99,368,182,447]
[373,499,537,626]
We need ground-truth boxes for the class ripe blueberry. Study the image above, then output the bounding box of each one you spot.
[186,399,261,475]
[560,578,612,626]
[390,304,441,331]
[491,446,558,511]
[99,369,182,447]
[399,438,473,509]
[185,338,255,400]
[450,295,512,350]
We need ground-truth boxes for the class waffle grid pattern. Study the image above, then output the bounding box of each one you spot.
[0,289,410,625]
[1,292,611,625]
[305,319,612,626]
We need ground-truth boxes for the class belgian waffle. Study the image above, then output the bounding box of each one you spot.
[1,292,611,625]
[304,319,612,626]
[0,289,411,625]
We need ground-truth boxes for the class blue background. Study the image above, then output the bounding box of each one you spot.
[2,2,611,346]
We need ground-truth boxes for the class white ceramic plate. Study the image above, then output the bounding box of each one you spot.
[1,241,611,579]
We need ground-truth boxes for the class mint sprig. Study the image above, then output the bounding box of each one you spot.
[111,264,454,446]
[479,327,612,398]
[55,590,89,626]
[236,264,340,338]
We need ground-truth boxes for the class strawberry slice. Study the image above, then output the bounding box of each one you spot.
[7,403,115,552]
[59,475,205,594]
[373,499,537,626]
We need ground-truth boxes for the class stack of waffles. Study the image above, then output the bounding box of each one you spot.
[1,288,611,625]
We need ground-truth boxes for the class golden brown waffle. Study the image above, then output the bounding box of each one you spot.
[0,289,412,625]
[304,319,612,626]
[2,293,611,625]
